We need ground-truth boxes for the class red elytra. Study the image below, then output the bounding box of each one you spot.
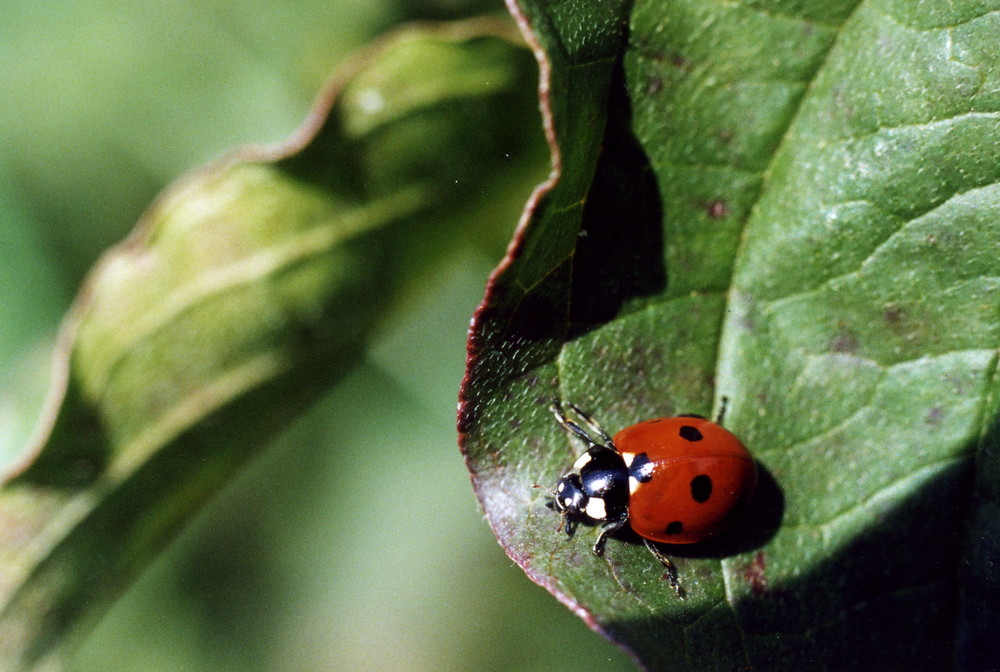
[614,416,757,544]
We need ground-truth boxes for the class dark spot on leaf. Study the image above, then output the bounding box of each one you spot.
[679,425,703,441]
[690,475,713,503]
[743,551,768,595]
[664,521,683,535]
[884,304,904,325]
[883,304,910,336]
[706,199,728,219]
[926,406,944,425]
[945,373,968,396]
[830,331,858,354]
[670,54,689,68]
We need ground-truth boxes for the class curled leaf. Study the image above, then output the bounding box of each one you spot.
[0,19,542,671]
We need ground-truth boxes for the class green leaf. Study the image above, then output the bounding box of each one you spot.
[0,19,544,671]
[461,1,1000,669]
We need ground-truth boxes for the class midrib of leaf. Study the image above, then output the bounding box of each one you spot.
[715,0,864,355]
[105,351,288,478]
[82,183,426,399]
[710,1,1000,665]
[674,0,867,651]
[541,0,867,655]
[2,349,287,624]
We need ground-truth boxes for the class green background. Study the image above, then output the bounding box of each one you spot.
[0,1,634,669]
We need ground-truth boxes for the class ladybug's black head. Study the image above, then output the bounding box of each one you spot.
[553,473,588,518]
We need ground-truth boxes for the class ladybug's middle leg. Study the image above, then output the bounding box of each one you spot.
[592,513,629,556]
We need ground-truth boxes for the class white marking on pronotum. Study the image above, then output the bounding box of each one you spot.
[629,476,641,494]
[621,452,635,467]
[573,452,593,470]
[585,497,607,520]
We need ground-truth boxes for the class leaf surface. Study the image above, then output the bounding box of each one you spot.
[461,1,1000,669]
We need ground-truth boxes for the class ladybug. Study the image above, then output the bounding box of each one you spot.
[546,399,757,596]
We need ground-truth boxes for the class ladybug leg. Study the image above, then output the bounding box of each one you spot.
[642,538,686,599]
[551,400,601,449]
[592,513,629,556]
[564,401,614,446]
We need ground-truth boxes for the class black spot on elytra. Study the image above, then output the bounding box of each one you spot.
[690,474,713,503]
[628,452,653,483]
[679,425,703,441]
[665,521,684,535]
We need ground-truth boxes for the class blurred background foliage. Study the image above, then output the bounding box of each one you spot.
[0,0,635,669]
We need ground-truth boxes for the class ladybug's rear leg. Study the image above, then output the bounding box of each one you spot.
[642,538,686,599]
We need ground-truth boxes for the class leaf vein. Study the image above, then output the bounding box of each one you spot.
[91,187,427,399]
[787,455,968,537]
[760,177,1000,313]
[715,2,867,659]
[710,0,841,31]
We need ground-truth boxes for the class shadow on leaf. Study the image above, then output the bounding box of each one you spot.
[604,457,976,671]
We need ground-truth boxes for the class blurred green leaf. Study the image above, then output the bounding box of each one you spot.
[0,171,70,465]
[0,19,544,671]
[461,1,1000,669]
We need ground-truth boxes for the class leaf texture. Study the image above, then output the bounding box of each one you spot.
[461,1,1000,669]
